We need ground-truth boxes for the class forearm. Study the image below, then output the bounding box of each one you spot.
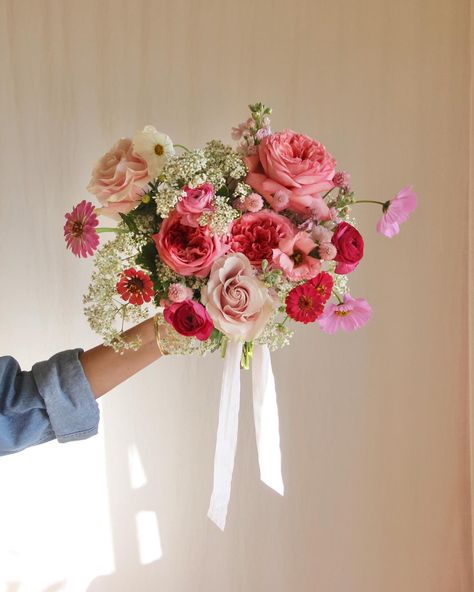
[79,317,162,399]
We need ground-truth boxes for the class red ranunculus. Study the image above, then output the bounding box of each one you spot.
[331,222,364,274]
[163,300,214,341]
[229,210,296,268]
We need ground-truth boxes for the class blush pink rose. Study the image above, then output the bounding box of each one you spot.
[176,182,215,227]
[245,130,336,216]
[153,212,227,278]
[201,253,275,341]
[229,210,296,268]
[164,300,213,341]
[87,138,150,220]
[273,231,321,281]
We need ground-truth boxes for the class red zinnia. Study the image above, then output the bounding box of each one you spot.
[310,271,334,303]
[116,268,154,305]
[285,282,325,324]
[64,200,99,258]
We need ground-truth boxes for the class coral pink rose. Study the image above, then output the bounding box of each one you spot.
[153,212,227,278]
[164,300,214,341]
[229,210,296,268]
[201,253,275,341]
[87,138,150,220]
[245,130,336,216]
[273,231,321,281]
[176,182,215,227]
[331,222,364,274]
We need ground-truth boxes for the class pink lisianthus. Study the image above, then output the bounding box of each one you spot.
[376,186,417,238]
[245,130,336,215]
[64,200,100,258]
[273,231,321,281]
[153,212,228,277]
[164,300,214,341]
[176,182,215,227]
[87,138,151,220]
[317,294,372,334]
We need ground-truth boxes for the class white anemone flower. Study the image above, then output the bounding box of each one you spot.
[133,125,175,178]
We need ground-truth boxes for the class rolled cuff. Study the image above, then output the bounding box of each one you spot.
[31,348,100,443]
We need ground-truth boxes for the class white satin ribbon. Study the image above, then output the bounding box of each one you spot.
[207,341,242,530]
[252,344,284,495]
[207,342,284,530]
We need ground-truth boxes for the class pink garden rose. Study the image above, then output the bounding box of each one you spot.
[229,210,296,268]
[176,182,215,227]
[153,212,227,278]
[245,130,336,216]
[201,253,275,341]
[273,231,321,281]
[87,138,151,219]
[164,300,213,341]
[331,222,364,274]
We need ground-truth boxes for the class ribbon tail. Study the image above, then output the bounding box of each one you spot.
[207,341,242,530]
[252,344,284,495]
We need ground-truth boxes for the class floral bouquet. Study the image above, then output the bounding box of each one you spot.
[64,103,416,528]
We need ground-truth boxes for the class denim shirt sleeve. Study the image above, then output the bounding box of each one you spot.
[0,348,100,456]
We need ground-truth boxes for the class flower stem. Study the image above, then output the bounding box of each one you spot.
[332,290,344,304]
[97,227,127,234]
[174,143,191,153]
[353,199,385,206]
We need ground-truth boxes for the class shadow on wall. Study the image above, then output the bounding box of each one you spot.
[86,440,163,592]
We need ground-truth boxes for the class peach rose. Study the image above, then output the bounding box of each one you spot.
[87,138,150,219]
[245,130,336,216]
[201,253,275,341]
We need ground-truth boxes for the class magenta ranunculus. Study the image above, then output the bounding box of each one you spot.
[153,212,227,278]
[229,210,296,268]
[164,300,214,341]
[331,222,364,274]
[176,182,215,227]
[87,138,151,219]
[245,130,336,216]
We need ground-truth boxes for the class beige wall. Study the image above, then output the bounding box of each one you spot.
[0,1,472,591]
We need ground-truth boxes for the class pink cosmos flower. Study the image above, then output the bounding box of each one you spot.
[273,231,321,281]
[64,200,100,258]
[376,186,417,238]
[317,294,372,334]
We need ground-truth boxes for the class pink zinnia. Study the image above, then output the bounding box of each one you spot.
[317,294,372,334]
[376,186,417,238]
[64,200,99,258]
